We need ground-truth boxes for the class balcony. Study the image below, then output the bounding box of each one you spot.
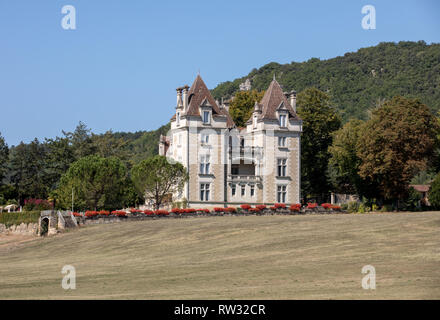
[227,174,262,183]
[229,146,263,161]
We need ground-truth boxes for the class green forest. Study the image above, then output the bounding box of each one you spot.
[212,41,440,122]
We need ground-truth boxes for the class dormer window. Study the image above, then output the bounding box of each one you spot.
[279,114,287,127]
[203,111,211,124]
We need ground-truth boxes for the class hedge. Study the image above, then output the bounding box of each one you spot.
[0,211,41,228]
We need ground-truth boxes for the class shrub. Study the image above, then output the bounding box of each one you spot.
[269,206,276,210]
[72,212,82,217]
[85,210,98,217]
[111,210,126,217]
[23,199,52,211]
[330,205,341,211]
[347,201,359,213]
[154,210,169,216]
[307,203,318,209]
[213,207,224,212]
[184,208,196,214]
[256,205,266,211]
[289,204,301,211]
[144,210,154,215]
[225,207,236,213]
[321,203,332,210]
[274,203,286,209]
[249,208,260,213]
[171,208,182,214]
[99,210,110,216]
[0,211,41,228]
[240,204,251,210]
[380,204,393,212]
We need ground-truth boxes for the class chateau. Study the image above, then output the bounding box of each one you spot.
[159,75,302,208]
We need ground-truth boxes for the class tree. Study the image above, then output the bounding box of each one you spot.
[229,90,265,127]
[328,119,378,198]
[63,121,96,159]
[428,173,440,208]
[56,155,127,211]
[357,96,440,203]
[131,155,188,210]
[91,130,130,164]
[297,87,341,202]
[0,132,8,185]
[8,139,47,204]
[44,136,75,191]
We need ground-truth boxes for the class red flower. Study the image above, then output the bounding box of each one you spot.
[256,205,266,211]
[240,204,252,210]
[154,210,169,215]
[331,205,341,211]
[213,207,224,212]
[289,204,301,211]
[269,206,276,210]
[321,203,332,209]
[144,210,154,215]
[307,203,318,209]
[249,208,260,213]
[274,203,286,209]
[225,207,236,213]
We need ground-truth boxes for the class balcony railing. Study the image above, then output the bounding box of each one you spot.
[227,174,262,183]
[229,146,263,159]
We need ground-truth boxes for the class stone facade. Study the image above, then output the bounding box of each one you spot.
[160,75,302,208]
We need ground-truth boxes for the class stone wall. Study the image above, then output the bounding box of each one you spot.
[0,223,39,236]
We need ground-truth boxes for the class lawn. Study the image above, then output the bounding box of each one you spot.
[0,212,439,299]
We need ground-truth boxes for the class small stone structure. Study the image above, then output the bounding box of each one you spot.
[39,210,78,236]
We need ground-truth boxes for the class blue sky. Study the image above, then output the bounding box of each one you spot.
[0,0,439,146]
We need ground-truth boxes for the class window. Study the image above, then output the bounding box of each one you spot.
[200,183,210,201]
[277,185,287,203]
[203,111,210,124]
[199,154,210,174]
[176,112,180,126]
[279,114,287,127]
[253,115,258,129]
[231,166,239,175]
[241,185,246,196]
[277,158,287,177]
[240,138,245,148]
[278,136,286,147]
[231,184,236,196]
[201,134,209,144]
[250,185,255,197]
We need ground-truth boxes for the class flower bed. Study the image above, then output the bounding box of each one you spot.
[154,210,169,216]
[289,204,301,212]
[307,203,318,209]
[274,203,286,209]
[225,207,236,213]
[240,204,251,210]
[321,203,332,210]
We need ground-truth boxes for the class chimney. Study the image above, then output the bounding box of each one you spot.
[182,85,189,110]
[221,97,230,113]
[290,90,297,112]
[176,87,183,109]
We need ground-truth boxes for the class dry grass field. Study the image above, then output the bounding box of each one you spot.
[0,212,439,299]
